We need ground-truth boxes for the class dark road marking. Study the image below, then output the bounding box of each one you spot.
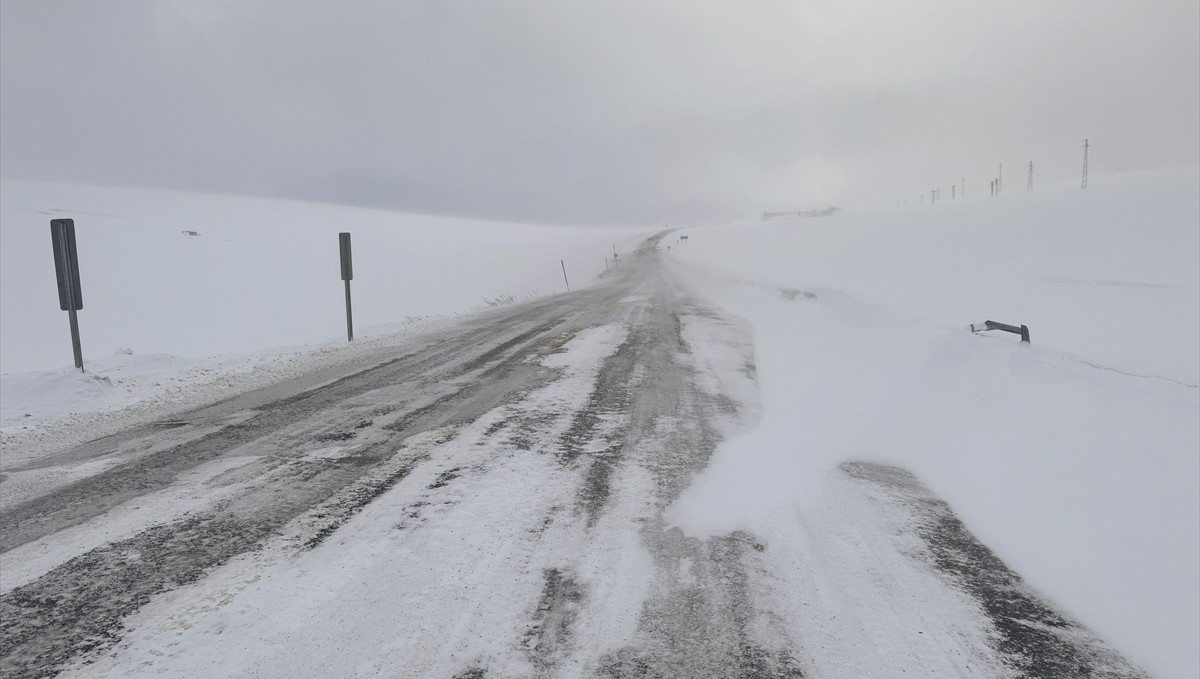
[842,462,1148,679]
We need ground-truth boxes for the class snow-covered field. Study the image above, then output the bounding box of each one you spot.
[0,181,647,377]
[1,168,1197,677]
[665,167,1199,679]
[0,181,647,446]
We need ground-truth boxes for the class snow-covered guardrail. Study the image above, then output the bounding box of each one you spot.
[970,320,1030,344]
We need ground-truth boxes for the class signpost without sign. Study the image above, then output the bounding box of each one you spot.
[339,232,354,342]
[50,219,85,370]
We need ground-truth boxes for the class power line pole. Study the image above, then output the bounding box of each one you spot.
[997,163,1003,193]
[1082,138,1090,189]
[1027,161,1034,191]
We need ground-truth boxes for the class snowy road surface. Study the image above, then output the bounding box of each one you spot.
[1,234,1147,678]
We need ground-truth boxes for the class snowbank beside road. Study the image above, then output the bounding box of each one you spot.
[0,319,434,466]
[0,181,648,458]
[666,167,1200,679]
[0,182,648,375]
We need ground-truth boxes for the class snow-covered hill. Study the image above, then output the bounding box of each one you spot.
[0,182,648,376]
[665,166,1199,679]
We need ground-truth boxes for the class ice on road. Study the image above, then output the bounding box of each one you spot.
[1,236,1147,678]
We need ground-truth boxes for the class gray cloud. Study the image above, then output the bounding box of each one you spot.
[3,0,1197,225]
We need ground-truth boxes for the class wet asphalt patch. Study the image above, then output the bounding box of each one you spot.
[842,462,1148,679]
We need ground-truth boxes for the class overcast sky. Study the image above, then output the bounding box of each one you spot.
[2,0,1197,226]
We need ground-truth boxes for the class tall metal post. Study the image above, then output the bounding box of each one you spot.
[52,219,84,371]
[1082,139,1090,189]
[339,232,354,342]
[1027,161,1034,191]
[344,279,354,342]
[67,307,83,369]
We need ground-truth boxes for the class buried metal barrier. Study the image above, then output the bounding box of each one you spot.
[970,320,1030,344]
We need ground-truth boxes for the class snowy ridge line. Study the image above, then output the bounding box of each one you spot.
[1070,358,1199,389]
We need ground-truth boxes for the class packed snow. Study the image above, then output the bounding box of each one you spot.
[665,167,1199,679]
[1,168,1197,677]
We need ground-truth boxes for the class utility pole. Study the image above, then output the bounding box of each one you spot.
[1082,138,1090,189]
[931,189,937,206]
[997,163,1003,193]
[1027,161,1034,191]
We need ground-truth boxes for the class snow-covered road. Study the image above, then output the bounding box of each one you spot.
[0,234,1147,678]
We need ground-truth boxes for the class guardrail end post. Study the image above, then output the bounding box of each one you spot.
[1020,325,1030,344]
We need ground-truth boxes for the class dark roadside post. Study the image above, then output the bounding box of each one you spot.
[339,232,354,342]
[50,219,85,371]
[561,259,570,292]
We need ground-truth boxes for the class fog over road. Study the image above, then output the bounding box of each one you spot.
[0,235,1146,678]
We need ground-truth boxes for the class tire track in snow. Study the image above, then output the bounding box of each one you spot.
[0,308,574,553]
[541,263,800,677]
[842,462,1149,679]
[0,291,620,678]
